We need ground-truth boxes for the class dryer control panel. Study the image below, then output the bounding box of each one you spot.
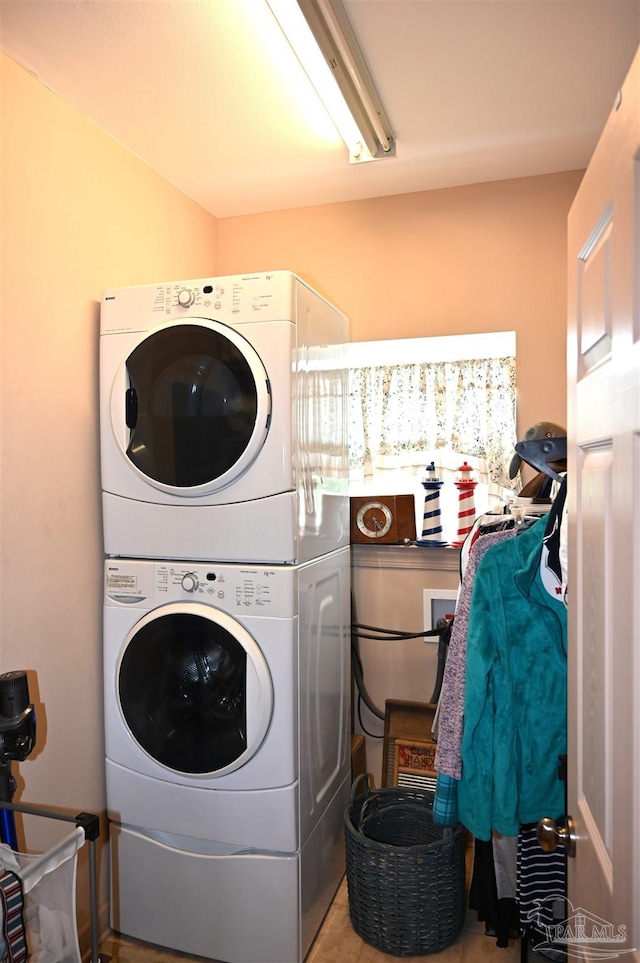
[101,270,301,333]
[104,559,296,618]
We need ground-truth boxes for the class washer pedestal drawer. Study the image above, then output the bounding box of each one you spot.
[110,823,300,963]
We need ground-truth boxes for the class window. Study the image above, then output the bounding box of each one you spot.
[347,332,517,540]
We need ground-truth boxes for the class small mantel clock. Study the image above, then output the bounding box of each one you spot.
[350,495,416,545]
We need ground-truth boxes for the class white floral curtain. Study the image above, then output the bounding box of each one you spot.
[298,359,349,487]
[349,355,517,489]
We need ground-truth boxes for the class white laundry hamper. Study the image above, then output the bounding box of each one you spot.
[0,803,101,963]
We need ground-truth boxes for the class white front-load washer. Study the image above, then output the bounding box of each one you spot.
[99,271,349,563]
[104,548,351,963]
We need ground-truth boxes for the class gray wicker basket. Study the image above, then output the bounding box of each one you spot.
[345,774,466,957]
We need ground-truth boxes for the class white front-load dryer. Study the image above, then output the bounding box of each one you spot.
[104,549,351,963]
[99,271,349,563]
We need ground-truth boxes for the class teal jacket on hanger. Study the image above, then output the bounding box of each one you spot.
[458,511,567,841]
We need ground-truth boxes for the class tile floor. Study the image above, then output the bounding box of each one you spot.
[98,874,523,963]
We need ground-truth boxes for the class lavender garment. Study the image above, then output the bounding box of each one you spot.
[434,529,513,779]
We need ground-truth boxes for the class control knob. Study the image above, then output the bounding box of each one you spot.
[181,573,199,593]
[177,289,194,307]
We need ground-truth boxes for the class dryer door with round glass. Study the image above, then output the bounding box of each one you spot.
[111,321,272,496]
[117,603,273,777]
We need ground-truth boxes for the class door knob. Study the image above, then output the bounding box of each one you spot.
[537,815,577,857]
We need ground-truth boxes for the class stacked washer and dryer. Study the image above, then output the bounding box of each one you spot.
[99,271,352,963]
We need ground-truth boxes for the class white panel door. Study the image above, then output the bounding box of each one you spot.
[566,46,639,960]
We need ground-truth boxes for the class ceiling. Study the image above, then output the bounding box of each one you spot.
[1,0,638,218]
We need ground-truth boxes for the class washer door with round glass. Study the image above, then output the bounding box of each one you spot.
[117,603,273,777]
[111,320,272,496]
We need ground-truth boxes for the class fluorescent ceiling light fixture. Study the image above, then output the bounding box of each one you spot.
[266,0,395,163]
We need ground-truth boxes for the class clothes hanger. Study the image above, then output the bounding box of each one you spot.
[514,437,567,483]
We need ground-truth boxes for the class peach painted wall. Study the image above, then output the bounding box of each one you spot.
[1,53,217,943]
[218,169,583,439]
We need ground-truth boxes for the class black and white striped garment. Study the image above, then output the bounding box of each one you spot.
[517,825,566,961]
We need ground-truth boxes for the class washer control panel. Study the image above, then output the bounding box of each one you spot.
[104,559,295,618]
